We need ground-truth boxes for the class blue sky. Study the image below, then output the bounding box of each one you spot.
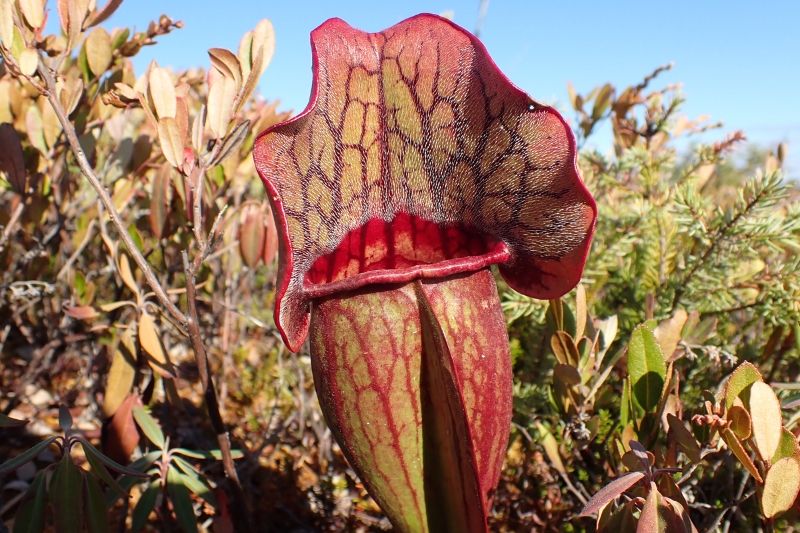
[100,0,799,177]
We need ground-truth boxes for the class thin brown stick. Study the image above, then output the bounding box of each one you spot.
[0,200,25,253]
[36,57,186,325]
[38,55,251,529]
[184,249,252,532]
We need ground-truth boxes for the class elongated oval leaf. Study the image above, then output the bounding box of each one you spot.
[0,123,26,194]
[772,427,800,463]
[654,309,688,360]
[102,328,137,417]
[80,436,148,477]
[750,381,783,462]
[208,47,242,89]
[637,484,669,533]
[149,164,172,240]
[87,0,123,26]
[173,448,244,460]
[761,457,800,518]
[158,116,184,168]
[167,466,199,533]
[85,27,112,76]
[726,404,752,440]
[138,311,176,378]
[0,412,28,428]
[251,18,275,78]
[81,441,129,496]
[131,405,165,449]
[0,436,58,476]
[210,119,249,167]
[12,470,47,533]
[83,472,110,533]
[53,454,84,533]
[552,331,580,367]
[628,325,666,413]
[721,428,763,483]
[206,74,236,138]
[666,414,701,464]
[239,207,265,268]
[581,471,646,516]
[19,0,45,28]
[173,462,217,508]
[149,66,176,119]
[554,363,582,387]
[58,405,73,431]
[724,361,762,409]
[598,502,637,533]
[0,0,14,46]
[131,481,160,533]
[104,393,141,465]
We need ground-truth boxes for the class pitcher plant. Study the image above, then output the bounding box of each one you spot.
[254,14,596,532]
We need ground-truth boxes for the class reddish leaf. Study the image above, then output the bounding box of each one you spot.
[667,414,701,464]
[65,305,99,321]
[102,393,141,465]
[581,471,646,516]
[0,123,26,194]
[239,206,265,268]
[262,205,279,266]
[149,164,172,239]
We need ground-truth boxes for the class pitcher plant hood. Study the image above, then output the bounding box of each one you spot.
[253,13,597,351]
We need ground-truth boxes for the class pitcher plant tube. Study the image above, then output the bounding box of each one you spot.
[254,14,596,532]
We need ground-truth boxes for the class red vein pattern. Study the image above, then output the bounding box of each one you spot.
[254,14,596,351]
[310,270,511,531]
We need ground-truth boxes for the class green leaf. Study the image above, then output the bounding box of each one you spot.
[81,440,130,496]
[620,377,631,428]
[173,448,244,460]
[0,412,29,428]
[58,405,73,432]
[538,424,567,475]
[127,224,144,252]
[637,483,673,533]
[173,462,217,509]
[772,427,800,463]
[724,361,762,409]
[598,502,637,533]
[52,454,84,533]
[77,437,150,478]
[414,281,487,532]
[627,325,666,413]
[761,458,800,518]
[131,481,160,533]
[83,471,110,533]
[167,466,199,533]
[0,436,58,476]
[132,406,165,449]
[13,470,47,533]
[551,331,580,367]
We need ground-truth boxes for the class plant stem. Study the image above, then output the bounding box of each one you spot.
[38,56,252,530]
[36,57,186,325]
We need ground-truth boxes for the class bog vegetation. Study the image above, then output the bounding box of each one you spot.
[0,1,799,532]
